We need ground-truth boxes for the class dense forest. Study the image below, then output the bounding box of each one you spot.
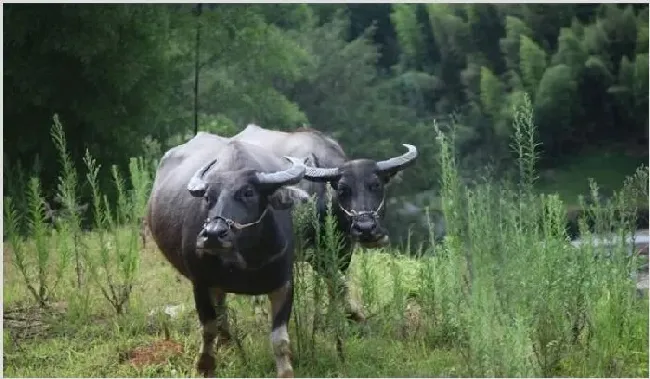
[4,3,649,203]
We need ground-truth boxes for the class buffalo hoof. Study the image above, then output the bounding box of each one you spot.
[346,310,366,324]
[345,300,367,324]
[216,330,234,347]
[196,353,216,377]
[278,369,294,378]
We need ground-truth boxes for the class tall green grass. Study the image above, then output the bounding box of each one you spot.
[4,115,152,317]
[3,99,648,377]
[269,93,647,377]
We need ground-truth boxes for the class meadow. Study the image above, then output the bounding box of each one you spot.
[3,102,649,378]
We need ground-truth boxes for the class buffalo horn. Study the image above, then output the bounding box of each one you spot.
[187,158,218,197]
[255,156,306,186]
[303,166,340,181]
[376,144,417,174]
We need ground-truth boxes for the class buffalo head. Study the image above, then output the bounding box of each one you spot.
[302,144,417,248]
[187,156,306,268]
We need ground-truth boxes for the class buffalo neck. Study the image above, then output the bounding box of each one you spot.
[234,210,286,265]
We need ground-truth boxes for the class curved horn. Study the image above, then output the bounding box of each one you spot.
[255,156,306,187]
[302,166,341,182]
[376,144,418,174]
[187,158,218,197]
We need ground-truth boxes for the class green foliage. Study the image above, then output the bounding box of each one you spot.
[633,53,649,98]
[426,4,470,64]
[3,174,75,308]
[384,3,647,170]
[26,177,52,304]
[552,27,586,75]
[391,4,423,66]
[479,66,504,119]
[636,22,648,53]
[465,4,504,70]
[611,50,649,141]
[511,93,540,193]
[534,64,578,156]
[512,4,577,51]
[500,15,534,74]
[424,94,648,377]
[3,116,151,317]
[3,93,648,377]
[81,151,150,315]
[194,6,311,129]
[4,4,179,194]
[519,35,547,95]
[3,3,648,214]
[50,114,87,291]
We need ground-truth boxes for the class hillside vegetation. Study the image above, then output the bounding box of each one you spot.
[3,4,649,377]
[4,4,648,201]
[3,99,648,377]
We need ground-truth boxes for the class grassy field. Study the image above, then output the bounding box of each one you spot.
[3,104,649,378]
[3,215,648,378]
[2,238,467,377]
[536,147,648,206]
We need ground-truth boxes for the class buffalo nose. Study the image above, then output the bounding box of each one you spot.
[351,218,378,237]
[205,221,230,240]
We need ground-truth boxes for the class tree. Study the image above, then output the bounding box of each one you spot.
[514,4,577,52]
[425,4,471,111]
[480,66,504,120]
[500,15,534,75]
[598,4,638,73]
[534,64,578,158]
[519,35,547,97]
[465,4,505,73]
[552,27,587,76]
[391,4,424,67]
[4,4,180,198]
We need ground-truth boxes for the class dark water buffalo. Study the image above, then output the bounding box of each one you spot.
[233,124,418,322]
[146,132,308,378]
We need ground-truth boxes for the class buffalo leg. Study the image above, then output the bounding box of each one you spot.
[337,245,366,322]
[312,246,366,323]
[193,283,223,377]
[326,272,365,323]
[211,289,233,345]
[268,281,294,378]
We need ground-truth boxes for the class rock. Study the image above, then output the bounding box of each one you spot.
[148,304,186,319]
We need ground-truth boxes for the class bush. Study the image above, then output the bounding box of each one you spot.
[4,105,647,377]
[3,115,152,316]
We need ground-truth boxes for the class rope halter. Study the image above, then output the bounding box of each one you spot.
[338,196,385,220]
[204,207,269,231]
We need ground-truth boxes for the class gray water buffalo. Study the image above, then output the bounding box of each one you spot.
[145,132,308,378]
[233,124,418,322]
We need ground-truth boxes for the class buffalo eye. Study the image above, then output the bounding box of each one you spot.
[242,187,255,198]
[368,182,381,192]
[337,185,350,199]
[204,195,215,207]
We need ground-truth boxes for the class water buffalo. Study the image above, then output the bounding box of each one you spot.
[233,124,418,322]
[146,132,309,378]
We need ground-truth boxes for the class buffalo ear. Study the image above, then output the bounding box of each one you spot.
[379,171,403,186]
[188,185,207,198]
[268,186,311,210]
[187,158,219,197]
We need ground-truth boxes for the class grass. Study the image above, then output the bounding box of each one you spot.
[3,102,649,378]
[536,147,648,206]
[2,240,466,377]
[4,225,648,377]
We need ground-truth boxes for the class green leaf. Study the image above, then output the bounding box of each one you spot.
[519,35,547,96]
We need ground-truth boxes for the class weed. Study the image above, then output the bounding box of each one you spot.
[3,103,648,377]
[82,150,150,315]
